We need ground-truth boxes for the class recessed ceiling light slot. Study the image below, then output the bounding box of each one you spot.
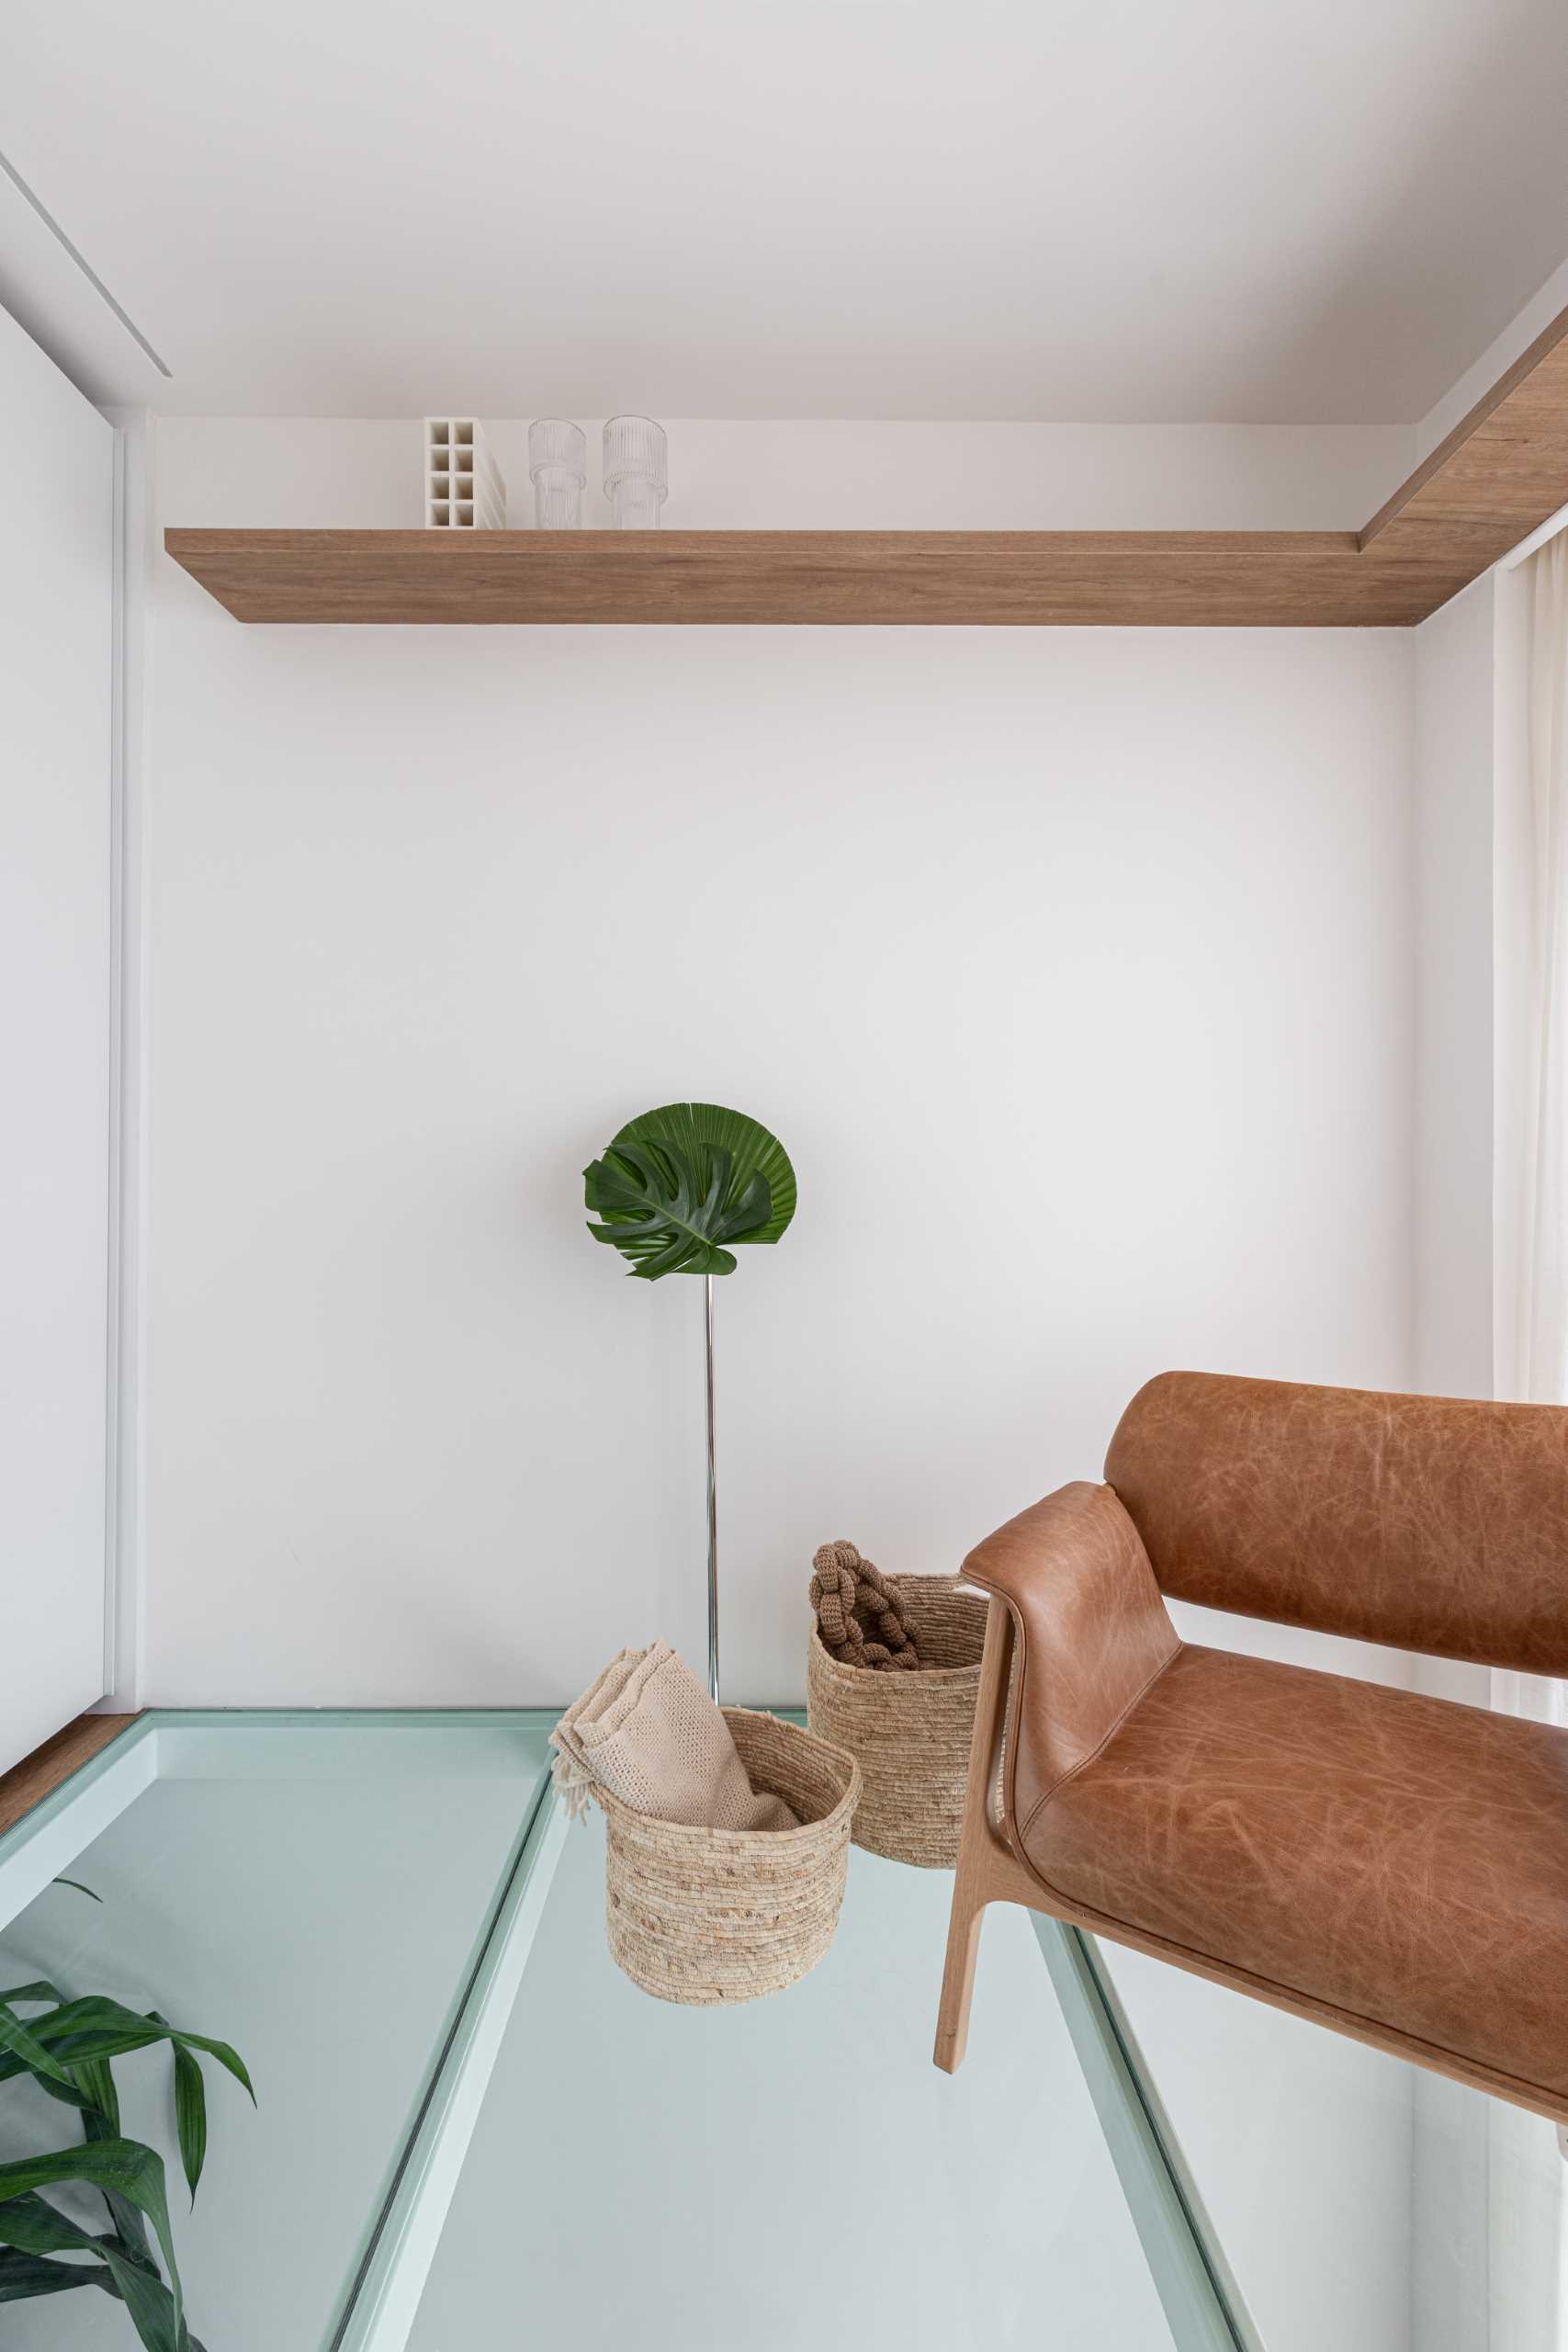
[0,143,172,378]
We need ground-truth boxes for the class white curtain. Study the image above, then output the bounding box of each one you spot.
[1490,529,1568,2351]
[1508,530,1568,1413]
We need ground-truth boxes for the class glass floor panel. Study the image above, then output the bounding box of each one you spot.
[405,1812,1189,2352]
[0,1715,552,2352]
[1100,1938,1568,2352]
[6,1712,1546,2350]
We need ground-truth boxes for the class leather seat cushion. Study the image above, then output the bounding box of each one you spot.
[1021,1644,1568,2100]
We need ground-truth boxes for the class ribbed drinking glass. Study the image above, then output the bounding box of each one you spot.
[603,416,668,528]
[528,420,587,529]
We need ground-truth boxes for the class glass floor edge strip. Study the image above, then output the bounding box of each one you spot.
[329,1767,569,2352]
[1033,1917,1262,2352]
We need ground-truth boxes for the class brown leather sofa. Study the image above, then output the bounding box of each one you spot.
[934,1372,1568,2122]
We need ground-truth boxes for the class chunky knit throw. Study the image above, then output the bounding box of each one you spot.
[809,1540,921,1672]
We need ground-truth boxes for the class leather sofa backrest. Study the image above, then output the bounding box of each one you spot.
[1104,1371,1568,1673]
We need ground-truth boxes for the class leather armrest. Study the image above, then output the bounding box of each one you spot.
[963,1482,1179,1840]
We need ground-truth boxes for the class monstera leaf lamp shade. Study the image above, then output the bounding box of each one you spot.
[584,1102,796,1702]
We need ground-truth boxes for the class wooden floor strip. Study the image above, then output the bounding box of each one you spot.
[0,1713,140,1838]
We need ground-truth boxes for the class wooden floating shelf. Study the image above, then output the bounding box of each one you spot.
[166,526,1479,628]
[164,297,1568,629]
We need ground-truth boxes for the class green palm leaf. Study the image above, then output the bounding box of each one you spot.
[584,1102,795,1280]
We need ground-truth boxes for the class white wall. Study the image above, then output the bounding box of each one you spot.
[142,417,1417,1710]
[0,303,115,1771]
[160,413,1412,533]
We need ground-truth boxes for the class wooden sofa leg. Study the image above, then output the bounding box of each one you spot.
[934,1596,1013,2074]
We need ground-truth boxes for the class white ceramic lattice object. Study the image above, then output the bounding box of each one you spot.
[423,419,507,529]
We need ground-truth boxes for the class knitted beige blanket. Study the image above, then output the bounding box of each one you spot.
[549,1643,798,1832]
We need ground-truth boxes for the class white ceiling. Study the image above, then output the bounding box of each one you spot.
[5,0,1568,422]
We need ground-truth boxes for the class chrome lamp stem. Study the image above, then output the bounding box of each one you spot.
[705,1274,720,1703]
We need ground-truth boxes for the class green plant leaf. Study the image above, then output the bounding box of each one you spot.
[584,1102,795,1280]
[33,2079,97,2118]
[167,2029,254,2105]
[73,2052,121,2133]
[12,1996,181,2067]
[0,2245,116,2300]
[0,2008,165,2086]
[0,2139,182,2335]
[585,1140,766,1277]
[0,1999,254,2120]
[0,2193,195,2351]
[0,2188,99,2257]
[28,1994,161,2042]
[0,2193,130,2312]
[99,2242,189,2352]
[51,1877,102,1902]
[614,1102,796,1249]
[172,2044,206,2199]
[33,2073,98,2113]
[0,2002,78,2088]
[77,2065,153,2256]
[0,1984,242,2341]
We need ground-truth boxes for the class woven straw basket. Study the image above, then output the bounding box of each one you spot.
[807,1576,990,1868]
[597,1707,861,2007]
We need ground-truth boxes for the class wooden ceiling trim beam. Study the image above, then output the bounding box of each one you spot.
[1358,298,1568,573]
